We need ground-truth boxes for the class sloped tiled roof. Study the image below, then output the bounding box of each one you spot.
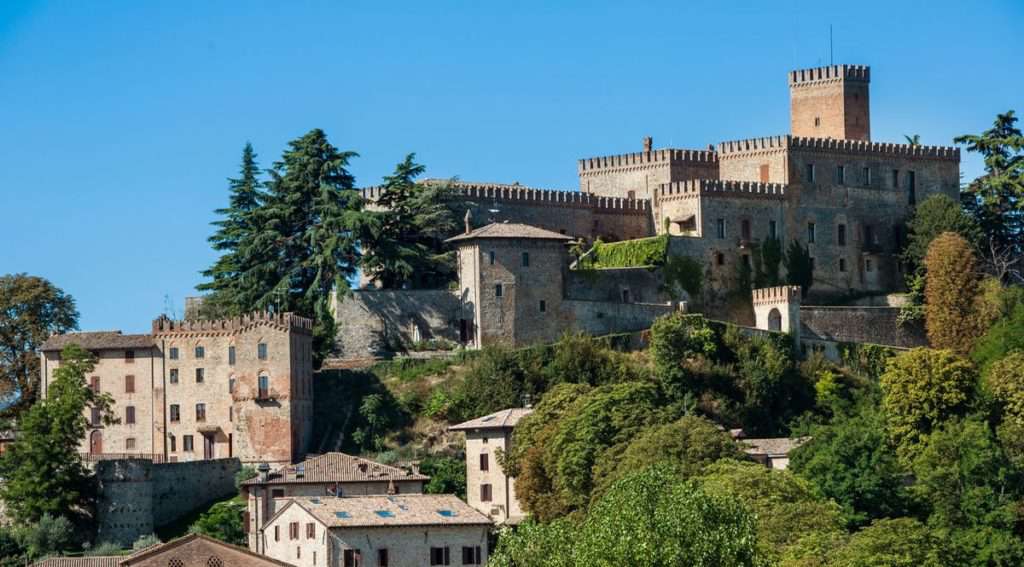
[741,437,810,457]
[120,533,295,566]
[449,408,533,431]
[287,494,492,528]
[32,557,122,567]
[445,223,574,243]
[241,452,428,486]
[41,331,155,352]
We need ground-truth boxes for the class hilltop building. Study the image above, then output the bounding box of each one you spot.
[242,452,430,553]
[40,312,315,466]
[449,408,533,525]
[261,494,491,567]
[338,64,955,357]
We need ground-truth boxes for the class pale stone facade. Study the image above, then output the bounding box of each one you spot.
[261,495,490,567]
[41,312,314,467]
[450,408,533,524]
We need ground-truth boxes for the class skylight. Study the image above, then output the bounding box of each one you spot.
[335,511,350,519]
[437,509,456,517]
[374,510,395,518]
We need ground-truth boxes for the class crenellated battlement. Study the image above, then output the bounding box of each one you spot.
[752,286,802,306]
[716,135,959,160]
[151,312,313,336]
[577,148,718,173]
[789,64,870,86]
[658,179,787,200]
[361,181,652,213]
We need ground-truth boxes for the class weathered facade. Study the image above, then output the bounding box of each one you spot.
[449,408,532,525]
[40,312,314,466]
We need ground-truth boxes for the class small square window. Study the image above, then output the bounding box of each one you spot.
[126,438,136,450]
[169,347,179,360]
[195,346,205,359]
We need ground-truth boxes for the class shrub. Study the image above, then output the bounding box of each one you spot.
[131,534,161,551]
[972,303,1024,373]
[85,541,123,556]
[234,466,257,490]
[984,352,1024,424]
[584,235,668,268]
[650,314,719,400]
[190,500,246,546]
[420,455,466,499]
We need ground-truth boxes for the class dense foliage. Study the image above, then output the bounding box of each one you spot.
[0,274,78,412]
[924,232,984,353]
[190,499,246,546]
[903,194,982,271]
[784,240,814,296]
[581,235,668,268]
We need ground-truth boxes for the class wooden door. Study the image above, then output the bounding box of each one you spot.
[203,434,215,460]
[90,430,103,454]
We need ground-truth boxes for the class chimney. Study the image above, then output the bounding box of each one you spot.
[643,136,653,152]
[257,462,270,483]
[464,209,472,235]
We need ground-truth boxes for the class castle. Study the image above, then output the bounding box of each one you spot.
[337,64,958,358]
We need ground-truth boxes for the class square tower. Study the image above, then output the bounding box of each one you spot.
[789,64,870,141]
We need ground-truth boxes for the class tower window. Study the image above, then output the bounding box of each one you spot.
[908,171,917,206]
[521,252,529,267]
[228,346,236,365]
[769,220,777,239]
[257,343,268,360]
[495,284,503,298]
[891,169,899,189]
[805,164,815,183]
[488,251,495,265]
[194,346,205,359]
[837,224,846,246]
[807,222,816,244]
[169,368,178,384]
[759,164,769,182]
[716,219,726,239]
[169,347,179,360]
[863,167,871,186]
[839,258,847,272]
[836,165,845,185]
[195,368,204,383]
[814,116,821,127]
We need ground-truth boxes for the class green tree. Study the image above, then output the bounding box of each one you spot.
[361,154,459,289]
[902,194,981,271]
[905,134,922,146]
[0,274,78,412]
[590,415,742,500]
[972,302,1024,373]
[790,405,911,528]
[236,129,365,362]
[955,111,1024,264]
[880,348,976,461]
[0,345,113,524]
[785,240,814,297]
[198,143,265,317]
[699,460,844,563]
[492,465,761,567]
[190,499,246,546]
[760,235,784,286]
[924,232,985,353]
[420,455,467,499]
[983,352,1024,424]
[649,314,717,400]
[828,517,945,567]
[13,514,75,562]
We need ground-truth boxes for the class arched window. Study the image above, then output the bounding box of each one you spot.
[768,308,783,332]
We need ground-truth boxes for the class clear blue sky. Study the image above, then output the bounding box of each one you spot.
[2,1,1021,333]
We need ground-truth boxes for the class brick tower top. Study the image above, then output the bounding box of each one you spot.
[789,64,871,142]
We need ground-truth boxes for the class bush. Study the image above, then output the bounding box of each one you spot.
[131,534,161,551]
[650,314,718,400]
[420,455,466,499]
[234,466,257,490]
[984,352,1024,424]
[14,513,75,561]
[972,303,1024,373]
[190,500,246,546]
[85,541,123,556]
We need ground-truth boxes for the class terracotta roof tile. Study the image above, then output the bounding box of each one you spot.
[41,332,155,352]
[741,437,810,457]
[291,494,492,528]
[445,223,574,243]
[449,408,533,431]
[32,557,123,567]
[241,452,428,486]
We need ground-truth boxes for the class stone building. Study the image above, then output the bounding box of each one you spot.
[337,63,959,355]
[261,494,491,567]
[449,408,532,525]
[40,312,314,466]
[242,452,429,554]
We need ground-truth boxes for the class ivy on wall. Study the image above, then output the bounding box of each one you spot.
[582,235,669,268]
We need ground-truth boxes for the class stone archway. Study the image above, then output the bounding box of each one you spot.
[768,308,783,331]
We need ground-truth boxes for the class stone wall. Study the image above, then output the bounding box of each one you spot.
[332,290,465,360]
[565,267,669,304]
[799,306,926,348]
[566,300,676,336]
[96,458,240,546]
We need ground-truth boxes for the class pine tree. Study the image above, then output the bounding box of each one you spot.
[361,154,458,289]
[243,129,364,360]
[198,143,265,316]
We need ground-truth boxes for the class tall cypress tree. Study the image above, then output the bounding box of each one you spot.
[362,154,458,289]
[198,143,265,316]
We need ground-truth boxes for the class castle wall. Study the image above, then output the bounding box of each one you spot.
[799,306,927,348]
[95,458,240,546]
[331,290,465,359]
[565,267,669,304]
[577,148,719,201]
[565,300,675,336]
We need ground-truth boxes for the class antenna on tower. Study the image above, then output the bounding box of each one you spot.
[829,24,834,65]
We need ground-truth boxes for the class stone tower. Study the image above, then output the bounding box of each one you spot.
[789,64,870,141]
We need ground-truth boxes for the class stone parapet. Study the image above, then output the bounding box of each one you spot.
[717,134,959,161]
[658,179,787,201]
[577,148,718,172]
[789,64,870,86]
[752,286,802,306]
[361,181,651,214]
[151,312,313,336]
